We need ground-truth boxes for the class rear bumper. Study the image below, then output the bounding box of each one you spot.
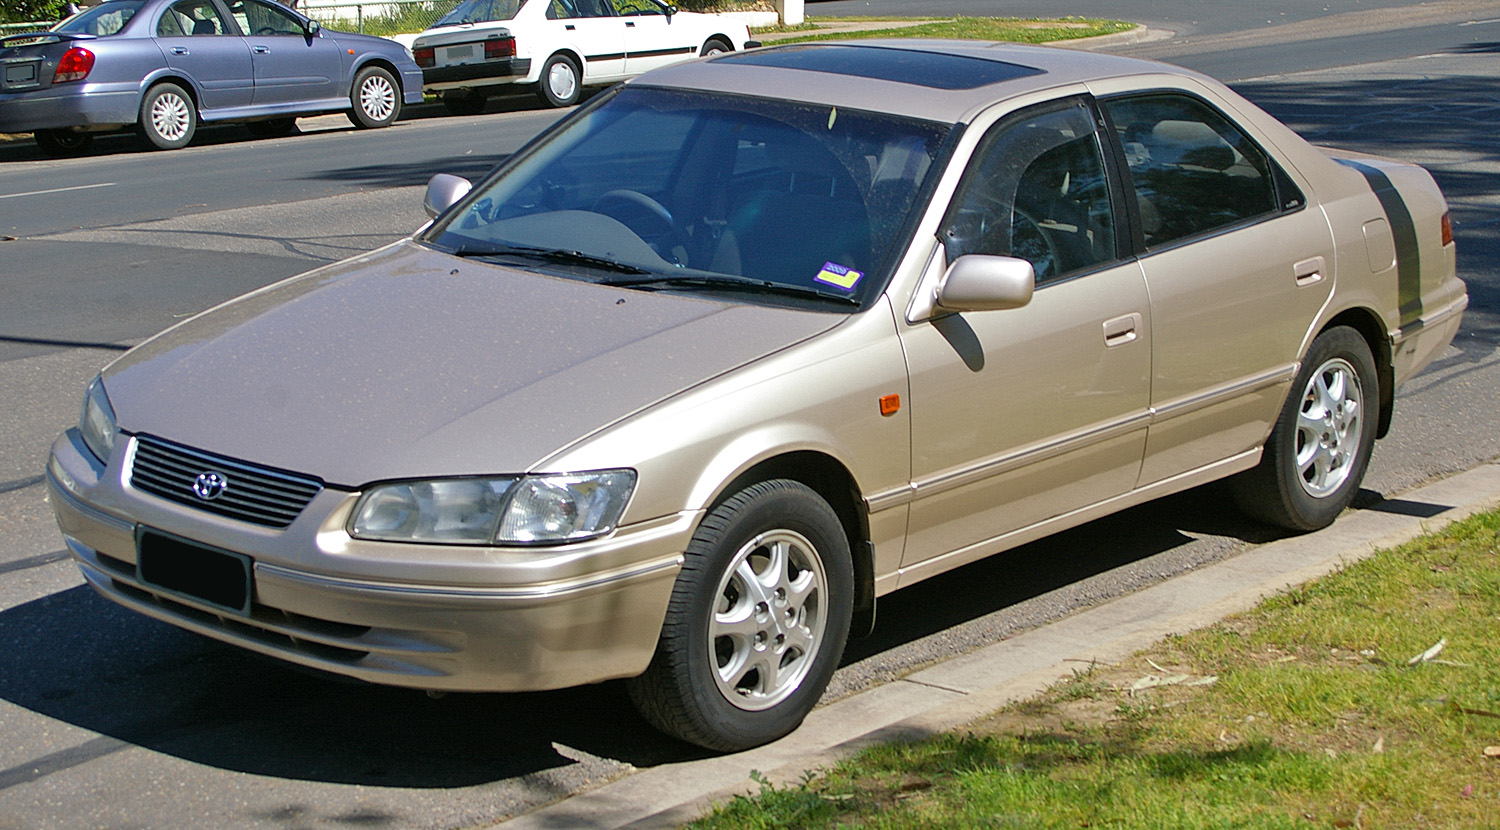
[422,58,531,91]
[0,81,138,132]
[1392,291,1467,387]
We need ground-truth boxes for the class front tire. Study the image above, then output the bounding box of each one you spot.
[138,82,196,150]
[534,54,580,108]
[1233,326,1378,530]
[627,479,853,752]
[34,129,93,157]
[348,65,399,129]
[246,117,298,139]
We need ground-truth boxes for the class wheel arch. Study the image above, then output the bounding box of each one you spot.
[542,48,584,79]
[710,450,877,639]
[139,71,201,114]
[701,35,734,55]
[352,57,404,95]
[1318,306,1394,438]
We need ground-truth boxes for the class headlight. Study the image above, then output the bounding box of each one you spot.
[350,470,636,545]
[79,376,118,464]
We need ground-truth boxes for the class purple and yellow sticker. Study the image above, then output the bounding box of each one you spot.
[814,261,863,291]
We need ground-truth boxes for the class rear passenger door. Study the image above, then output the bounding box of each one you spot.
[1098,92,1334,485]
[544,0,626,82]
[155,0,254,111]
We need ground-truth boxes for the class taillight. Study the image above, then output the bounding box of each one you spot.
[484,36,515,60]
[53,46,94,83]
[413,46,434,68]
[1441,211,1453,246]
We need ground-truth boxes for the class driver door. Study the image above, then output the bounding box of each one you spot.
[226,0,344,106]
[612,0,695,75]
[896,97,1152,580]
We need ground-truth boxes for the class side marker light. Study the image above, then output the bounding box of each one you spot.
[879,394,900,416]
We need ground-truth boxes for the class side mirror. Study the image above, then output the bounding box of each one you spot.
[304,19,320,36]
[652,0,677,17]
[424,173,472,219]
[935,254,1034,312]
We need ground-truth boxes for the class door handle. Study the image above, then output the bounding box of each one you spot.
[172,46,188,54]
[1294,256,1325,287]
[626,21,635,26]
[1103,312,1142,348]
[253,45,270,53]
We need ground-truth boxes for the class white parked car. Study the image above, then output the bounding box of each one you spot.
[411,0,755,112]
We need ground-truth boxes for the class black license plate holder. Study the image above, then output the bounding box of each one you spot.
[136,527,253,616]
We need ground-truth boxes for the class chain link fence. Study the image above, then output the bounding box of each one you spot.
[300,0,460,37]
[1,21,53,35]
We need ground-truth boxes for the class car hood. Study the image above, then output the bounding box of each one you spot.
[102,241,841,487]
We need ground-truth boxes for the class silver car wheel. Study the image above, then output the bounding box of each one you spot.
[546,61,577,103]
[151,92,192,142]
[1294,356,1362,498]
[710,528,827,711]
[360,74,396,122]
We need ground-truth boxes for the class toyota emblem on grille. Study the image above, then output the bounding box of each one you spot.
[192,471,229,501]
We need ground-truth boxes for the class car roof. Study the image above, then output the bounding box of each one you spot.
[632,39,1204,124]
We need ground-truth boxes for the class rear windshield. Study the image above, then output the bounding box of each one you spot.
[433,0,520,26]
[54,0,146,35]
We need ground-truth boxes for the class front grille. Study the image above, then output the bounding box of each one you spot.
[129,435,323,528]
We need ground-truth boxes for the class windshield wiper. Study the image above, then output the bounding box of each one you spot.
[598,273,861,306]
[450,243,652,275]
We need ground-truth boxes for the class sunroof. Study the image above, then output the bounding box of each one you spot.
[715,44,1044,90]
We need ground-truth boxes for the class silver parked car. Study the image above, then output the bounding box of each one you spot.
[0,0,423,155]
[47,41,1466,751]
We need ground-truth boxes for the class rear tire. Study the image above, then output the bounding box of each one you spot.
[441,89,488,116]
[138,82,196,150]
[348,65,399,129]
[627,479,853,752]
[534,54,580,108]
[34,129,93,157]
[700,38,730,57]
[1233,326,1378,530]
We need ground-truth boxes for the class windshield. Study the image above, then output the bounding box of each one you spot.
[53,0,145,35]
[433,0,521,26]
[425,86,952,309]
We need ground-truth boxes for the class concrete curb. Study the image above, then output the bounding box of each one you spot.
[500,462,1500,829]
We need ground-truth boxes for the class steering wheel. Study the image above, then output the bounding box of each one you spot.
[256,26,279,34]
[590,189,674,239]
[1009,208,1061,281]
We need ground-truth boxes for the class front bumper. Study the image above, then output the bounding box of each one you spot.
[47,429,688,692]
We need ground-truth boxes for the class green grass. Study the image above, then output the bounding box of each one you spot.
[763,16,1136,45]
[691,509,1500,829]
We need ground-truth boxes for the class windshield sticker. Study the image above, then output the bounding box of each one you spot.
[814,261,863,291]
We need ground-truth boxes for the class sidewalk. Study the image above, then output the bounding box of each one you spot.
[501,462,1500,829]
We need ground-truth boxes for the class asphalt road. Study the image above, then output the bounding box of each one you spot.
[2,3,1499,827]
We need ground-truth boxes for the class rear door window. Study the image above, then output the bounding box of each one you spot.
[1101,93,1303,249]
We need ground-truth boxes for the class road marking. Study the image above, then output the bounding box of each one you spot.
[1460,17,1500,26]
[0,182,116,201]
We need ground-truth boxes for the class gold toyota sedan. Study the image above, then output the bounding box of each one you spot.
[47,41,1466,751]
